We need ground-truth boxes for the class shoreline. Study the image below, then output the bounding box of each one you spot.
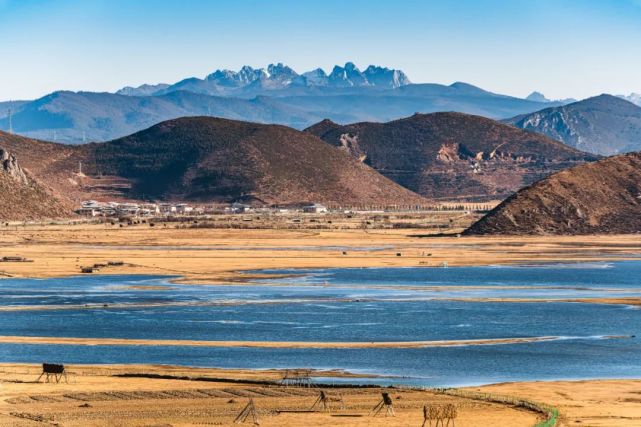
[0,362,639,425]
[0,362,542,426]
[2,362,640,388]
[2,226,641,424]
[1,334,630,349]
[1,226,641,284]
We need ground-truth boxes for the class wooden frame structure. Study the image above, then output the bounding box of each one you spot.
[234,398,260,425]
[370,392,395,417]
[36,363,68,383]
[422,403,457,427]
[310,390,345,412]
[279,369,315,388]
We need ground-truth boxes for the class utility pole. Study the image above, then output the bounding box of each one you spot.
[7,103,12,134]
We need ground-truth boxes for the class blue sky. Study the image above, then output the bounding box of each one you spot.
[1,0,640,100]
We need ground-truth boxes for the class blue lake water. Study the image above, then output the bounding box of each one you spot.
[1,262,641,387]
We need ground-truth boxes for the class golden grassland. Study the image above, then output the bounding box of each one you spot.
[0,221,640,284]
[1,363,640,426]
[1,221,641,425]
[0,334,600,349]
[0,364,539,427]
[476,380,641,426]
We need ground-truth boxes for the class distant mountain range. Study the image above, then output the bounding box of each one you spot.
[306,113,597,201]
[506,94,641,156]
[0,118,427,208]
[0,62,564,143]
[465,152,641,235]
[525,91,576,104]
[119,62,412,97]
[619,93,641,106]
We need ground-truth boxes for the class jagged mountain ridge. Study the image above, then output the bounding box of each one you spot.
[464,152,641,235]
[506,94,641,156]
[120,62,412,97]
[306,113,597,201]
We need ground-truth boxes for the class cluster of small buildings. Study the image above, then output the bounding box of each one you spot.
[76,200,196,217]
[226,203,328,214]
[76,200,331,218]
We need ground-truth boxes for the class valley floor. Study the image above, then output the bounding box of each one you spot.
[0,363,539,427]
[0,222,640,284]
[1,223,641,425]
[0,364,640,426]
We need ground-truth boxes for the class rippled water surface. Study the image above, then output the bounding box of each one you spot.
[1,261,641,386]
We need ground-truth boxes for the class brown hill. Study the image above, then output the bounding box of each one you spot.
[0,118,427,207]
[0,131,83,200]
[464,152,641,235]
[0,147,73,221]
[306,113,598,201]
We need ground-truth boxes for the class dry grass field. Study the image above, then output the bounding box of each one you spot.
[1,220,641,425]
[0,218,640,284]
[0,364,539,427]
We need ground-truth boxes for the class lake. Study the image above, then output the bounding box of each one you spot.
[1,261,641,387]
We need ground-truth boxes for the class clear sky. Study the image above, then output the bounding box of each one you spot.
[1,0,641,101]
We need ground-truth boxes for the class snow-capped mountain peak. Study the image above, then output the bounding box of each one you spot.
[619,93,641,106]
[118,62,411,96]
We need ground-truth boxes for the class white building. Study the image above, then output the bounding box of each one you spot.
[175,204,193,214]
[159,204,177,214]
[81,200,102,209]
[303,203,328,214]
[231,202,252,213]
[76,207,100,217]
[141,203,160,215]
[116,203,140,216]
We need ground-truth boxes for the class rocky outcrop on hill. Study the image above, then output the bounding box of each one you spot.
[306,113,597,201]
[464,152,641,235]
[1,148,28,185]
[0,146,72,221]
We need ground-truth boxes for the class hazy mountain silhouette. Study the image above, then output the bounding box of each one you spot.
[506,95,641,156]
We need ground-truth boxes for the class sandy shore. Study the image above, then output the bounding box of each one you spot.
[2,363,641,426]
[0,224,639,284]
[0,364,540,426]
[477,379,641,426]
[0,334,616,349]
